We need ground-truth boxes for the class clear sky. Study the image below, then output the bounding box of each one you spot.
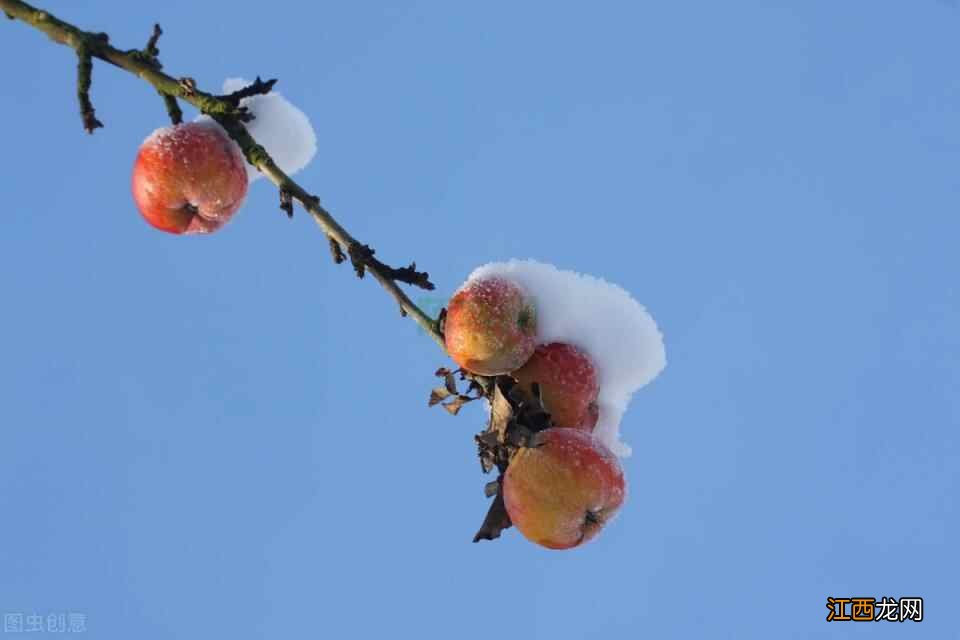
[1,1,957,638]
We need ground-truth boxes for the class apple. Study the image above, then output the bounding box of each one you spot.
[503,428,625,549]
[444,275,537,375]
[132,121,248,234]
[511,342,600,430]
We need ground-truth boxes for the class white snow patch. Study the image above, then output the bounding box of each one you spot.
[467,260,666,457]
[197,77,317,183]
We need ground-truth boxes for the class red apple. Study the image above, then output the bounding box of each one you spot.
[132,122,248,234]
[444,276,537,375]
[511,342,600,430]
[503,428,625,550]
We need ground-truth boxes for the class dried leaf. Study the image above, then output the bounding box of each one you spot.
[484,480,500,498]
[437,308,447,336]
[428,386,452,407]
[488,380,514,442]
[443,396,470,415]
[473,489,512,543]
[444,373,458,395]
[505,424,534,448]
[475,432,499,473]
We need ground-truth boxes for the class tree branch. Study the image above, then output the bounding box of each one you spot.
[0,0,447,350]
[75,43,102,133]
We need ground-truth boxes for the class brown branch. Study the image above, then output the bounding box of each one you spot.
[2,0,522,543]
[75,44,102,133]
[220,76,277,106]
[134,22,183,125]
[0,0,446,350]
[143,22,161,56]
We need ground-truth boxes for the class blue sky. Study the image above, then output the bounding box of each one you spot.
[1,1,957,638]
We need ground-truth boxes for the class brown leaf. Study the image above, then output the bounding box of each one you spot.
[505,424,534,448]
[488,380,515,442]
[475,432,499,473]
[442,396,470,415]
[428,386,452,407]
[444,373,458,395]
[473,488,512,543]
[437,307,447,336]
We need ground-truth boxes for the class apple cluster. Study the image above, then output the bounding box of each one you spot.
[444,275,626,550]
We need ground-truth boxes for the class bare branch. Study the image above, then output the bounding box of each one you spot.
[0,0,446,349]
[75,44,102,133]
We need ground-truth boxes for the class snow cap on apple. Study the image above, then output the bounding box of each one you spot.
[465,260,666,457]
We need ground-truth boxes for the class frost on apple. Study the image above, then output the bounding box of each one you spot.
[197,77,318,183]
[467,259,666,458]
[132,121,248,234]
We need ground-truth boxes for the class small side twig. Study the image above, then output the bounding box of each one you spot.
[347,243,434,291]
[136,23,182,125]
[161,93,183,125]
[220,76,277,106]
[279,189,294,218]
[143,23,161,57]
[328,236,345,264]
[75,44,102,133]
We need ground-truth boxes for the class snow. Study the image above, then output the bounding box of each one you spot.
[466,260,666,457]
[197,78,317,183]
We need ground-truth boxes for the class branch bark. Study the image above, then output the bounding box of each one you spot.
[0,0,446,349]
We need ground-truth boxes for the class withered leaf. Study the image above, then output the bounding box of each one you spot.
[444,373,458,395]
[437,308,447,336]
[484,479,500,498]
[475,431,499,473]
[476,431,500,448]
[488,381,514,442]
[479,453,494,474]
[428,386,452,407]
[505,423,534,448]
[473,488,512,543]
[442,395,471,415]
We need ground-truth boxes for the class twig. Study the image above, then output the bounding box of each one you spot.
[328,236,345,264]
[144,22,161,56]
[160,93,183,125]
[75,44,102,133]
[279,189,294,218]
[220,76,276,106]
